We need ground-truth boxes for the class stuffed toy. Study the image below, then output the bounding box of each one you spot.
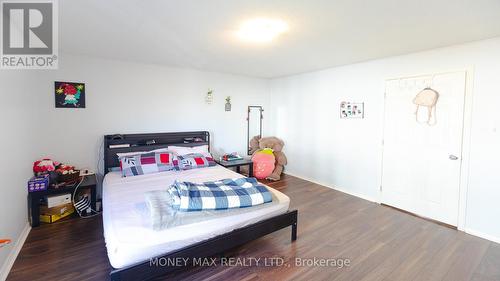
[246,136,288,181]
[56,164,78,175]
[33,159,60,175]
[252,148,276,179]
[248,136,261,155]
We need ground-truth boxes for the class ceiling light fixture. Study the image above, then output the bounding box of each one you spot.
[237,18,288,43]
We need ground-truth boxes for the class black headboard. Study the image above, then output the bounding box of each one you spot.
[103,131,210,174]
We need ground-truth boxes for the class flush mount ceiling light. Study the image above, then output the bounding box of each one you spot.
[237,18,288,43]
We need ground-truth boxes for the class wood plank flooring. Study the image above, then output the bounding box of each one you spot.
[7,175,500,281]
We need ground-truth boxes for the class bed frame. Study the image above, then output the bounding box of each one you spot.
[103,131,298,281]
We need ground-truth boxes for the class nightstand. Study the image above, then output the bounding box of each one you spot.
[216,159,254,177]
[28,174,97,227]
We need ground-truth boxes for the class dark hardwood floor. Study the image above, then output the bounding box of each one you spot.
[7,175,500,281]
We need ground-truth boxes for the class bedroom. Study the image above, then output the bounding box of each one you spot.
[1,0,500,280]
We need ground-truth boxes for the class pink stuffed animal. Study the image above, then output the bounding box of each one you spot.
[33,159,60,175]
[252,148,275,179]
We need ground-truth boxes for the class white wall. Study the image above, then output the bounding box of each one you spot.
[0,70,41,279]
[269,37,500,242]
[34,54,270,173]
[0,54,269,276]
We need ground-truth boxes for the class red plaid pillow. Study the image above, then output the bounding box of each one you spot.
[120,151,176,177]
[174,153,216,170]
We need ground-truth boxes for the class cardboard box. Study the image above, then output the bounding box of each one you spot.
[40,203,73,216]
[47,193,72,208]
[40,207,75,223]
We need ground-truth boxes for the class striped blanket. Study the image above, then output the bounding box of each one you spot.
[168,177,272,211]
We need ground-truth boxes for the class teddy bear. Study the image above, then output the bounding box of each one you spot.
[247,136,288,181]
[248,135,261,155]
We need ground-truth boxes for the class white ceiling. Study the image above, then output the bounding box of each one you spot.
[60,0,500,78]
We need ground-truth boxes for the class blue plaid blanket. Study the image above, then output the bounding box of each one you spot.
[168,177,272,211]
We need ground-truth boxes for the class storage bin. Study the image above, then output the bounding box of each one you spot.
[28,174,49,192]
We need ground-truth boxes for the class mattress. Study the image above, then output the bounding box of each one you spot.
[102,165,290,269]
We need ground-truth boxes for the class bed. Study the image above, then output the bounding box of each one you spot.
[103,132,298,281]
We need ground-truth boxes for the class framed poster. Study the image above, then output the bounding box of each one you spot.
[55,82,85,108]
[340,101,364,118]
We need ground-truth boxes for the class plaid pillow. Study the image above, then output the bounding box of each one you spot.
[120,151,176,177]
[173,153,216,170]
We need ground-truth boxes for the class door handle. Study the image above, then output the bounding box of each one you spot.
[449,154,459,160]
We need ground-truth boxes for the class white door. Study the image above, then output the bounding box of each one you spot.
[381,71,466,226]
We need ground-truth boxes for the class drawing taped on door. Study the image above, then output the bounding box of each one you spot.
[381,71,466,226]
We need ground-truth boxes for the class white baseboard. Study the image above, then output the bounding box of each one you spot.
[283,172,377,203]
[464,228,500,244]
[0,223,31,281]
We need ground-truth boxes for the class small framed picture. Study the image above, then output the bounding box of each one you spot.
[55,81,85,108]
[340,101,364,119]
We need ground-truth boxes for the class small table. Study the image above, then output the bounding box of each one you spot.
[216,158,254,177]
[28,175,97,227]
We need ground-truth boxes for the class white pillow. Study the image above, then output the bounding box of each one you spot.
[116,148,169,158]
[168,145,210,156]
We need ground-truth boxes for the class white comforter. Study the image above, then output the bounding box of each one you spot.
[102,165,290,269]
